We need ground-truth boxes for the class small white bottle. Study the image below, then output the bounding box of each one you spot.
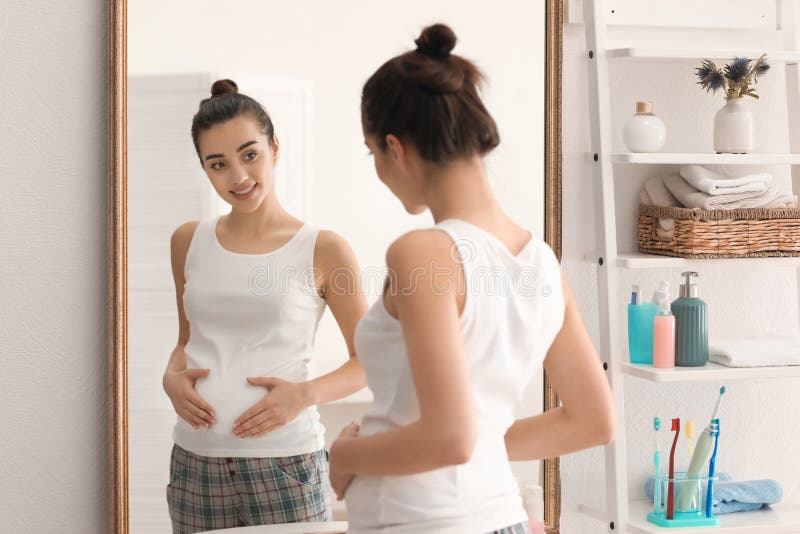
[623,101,666,153]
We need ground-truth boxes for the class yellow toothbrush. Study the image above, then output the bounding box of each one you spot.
[685,420,697,508]
[684,420,696,457]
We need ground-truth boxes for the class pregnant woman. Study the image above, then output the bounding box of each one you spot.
[329,24,615,533]
[163,79,367,533]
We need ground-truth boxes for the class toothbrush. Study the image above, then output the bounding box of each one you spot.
[653,417,662,515]
[684,420,697,508]
[676,386,727,511]
[684,420,696,458]
[706,419,720,518]
[631,284,640,305]
[666,418,680,520]
[710,386,726,421]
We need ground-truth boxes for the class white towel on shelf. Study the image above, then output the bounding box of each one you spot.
[680,164,772,196]
[639,186,673,241]
[663,172,798,210]
[709,335,800,367]
[640,176,681,240]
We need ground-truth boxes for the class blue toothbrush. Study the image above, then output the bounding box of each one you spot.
[706,419,720,518]
[653,417,662,515]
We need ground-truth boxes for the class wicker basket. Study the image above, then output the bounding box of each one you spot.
[638,204,800,259]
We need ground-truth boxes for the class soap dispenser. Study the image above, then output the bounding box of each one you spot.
[671,271,709,367]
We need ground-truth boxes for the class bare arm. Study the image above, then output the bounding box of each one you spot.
[163,221,215,429]
[329,230,477,476]
[302,230,368,404]
[504,270,614,461]
[163,222,196,376]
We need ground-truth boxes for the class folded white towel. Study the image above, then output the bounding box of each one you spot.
[680,165,772,196]
[709,335,800,367]
[639,187,675,241]
[645,176,681,210]
[663,172,798,210]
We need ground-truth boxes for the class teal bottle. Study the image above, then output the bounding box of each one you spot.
[671,271,709,367]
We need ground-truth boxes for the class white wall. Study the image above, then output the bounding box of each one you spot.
[0,0,109,532]
[559,6,800,532]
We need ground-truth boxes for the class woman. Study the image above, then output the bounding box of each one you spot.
[163,79,367,533]
[329,24,615,533]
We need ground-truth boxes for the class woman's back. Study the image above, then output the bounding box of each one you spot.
[345,218,565,533]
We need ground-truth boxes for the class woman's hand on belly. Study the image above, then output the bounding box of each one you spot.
[163,367,216,429]
[232,376,313,438]
[330,421,360,500]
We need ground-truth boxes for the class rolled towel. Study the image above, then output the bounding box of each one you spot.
[645,473,783,515]
[639,188,675,241]
[641,176,681,240]
[663,172,798,210]
[680,165,772,196]
[645,176,682,212]
[709,335,800,367]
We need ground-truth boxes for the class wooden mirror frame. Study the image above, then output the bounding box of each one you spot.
[108,1,563,531]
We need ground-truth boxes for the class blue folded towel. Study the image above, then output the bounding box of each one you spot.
[645,472,783,515]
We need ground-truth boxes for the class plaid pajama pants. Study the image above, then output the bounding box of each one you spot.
[166,443,331,533]
[492,523,531,534]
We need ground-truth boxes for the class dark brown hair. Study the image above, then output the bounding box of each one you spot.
[190,79,275,163]
[361,23,499,164]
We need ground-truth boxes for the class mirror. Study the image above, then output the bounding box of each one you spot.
[109,1,563,532]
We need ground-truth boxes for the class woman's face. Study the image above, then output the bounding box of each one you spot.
[365,134,427,215]
[197,114,277,212]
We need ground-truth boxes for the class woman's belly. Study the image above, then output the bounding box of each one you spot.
[185,346,310,439]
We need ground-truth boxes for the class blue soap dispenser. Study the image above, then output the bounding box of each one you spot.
[671,271,709,367]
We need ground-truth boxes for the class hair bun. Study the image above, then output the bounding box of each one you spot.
[210,79,239,97]
[415,23,456,61]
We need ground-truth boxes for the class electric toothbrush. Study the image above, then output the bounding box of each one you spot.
[676,386,726,511]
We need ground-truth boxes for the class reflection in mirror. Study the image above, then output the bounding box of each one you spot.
[126,1,553,532]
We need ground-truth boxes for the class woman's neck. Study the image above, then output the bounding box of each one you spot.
[224,190,292,236]
[424,155,505,226]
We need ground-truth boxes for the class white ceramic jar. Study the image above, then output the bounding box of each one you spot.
[622,101,667,153]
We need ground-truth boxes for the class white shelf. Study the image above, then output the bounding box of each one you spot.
[606,48,800,65]
[611,152,800,165]
[579,500,800,533]
[616,253,800,270]
[628,499,800,533]
[621,361,800,383]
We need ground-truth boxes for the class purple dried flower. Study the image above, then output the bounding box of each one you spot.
[724,57,751,83]
[695,60,726,93]
[753,58,770,80]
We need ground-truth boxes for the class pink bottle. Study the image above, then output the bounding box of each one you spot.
[653,297,675,368]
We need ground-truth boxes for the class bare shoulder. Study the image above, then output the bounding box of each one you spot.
[386,229,455,269]
[170,220,200,262]
[314,229,359,269]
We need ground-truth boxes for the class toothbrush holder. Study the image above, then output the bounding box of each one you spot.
[648,471,720,528]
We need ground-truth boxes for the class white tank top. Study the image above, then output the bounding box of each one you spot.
[345,218,565,534]
[174,214,327,457]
